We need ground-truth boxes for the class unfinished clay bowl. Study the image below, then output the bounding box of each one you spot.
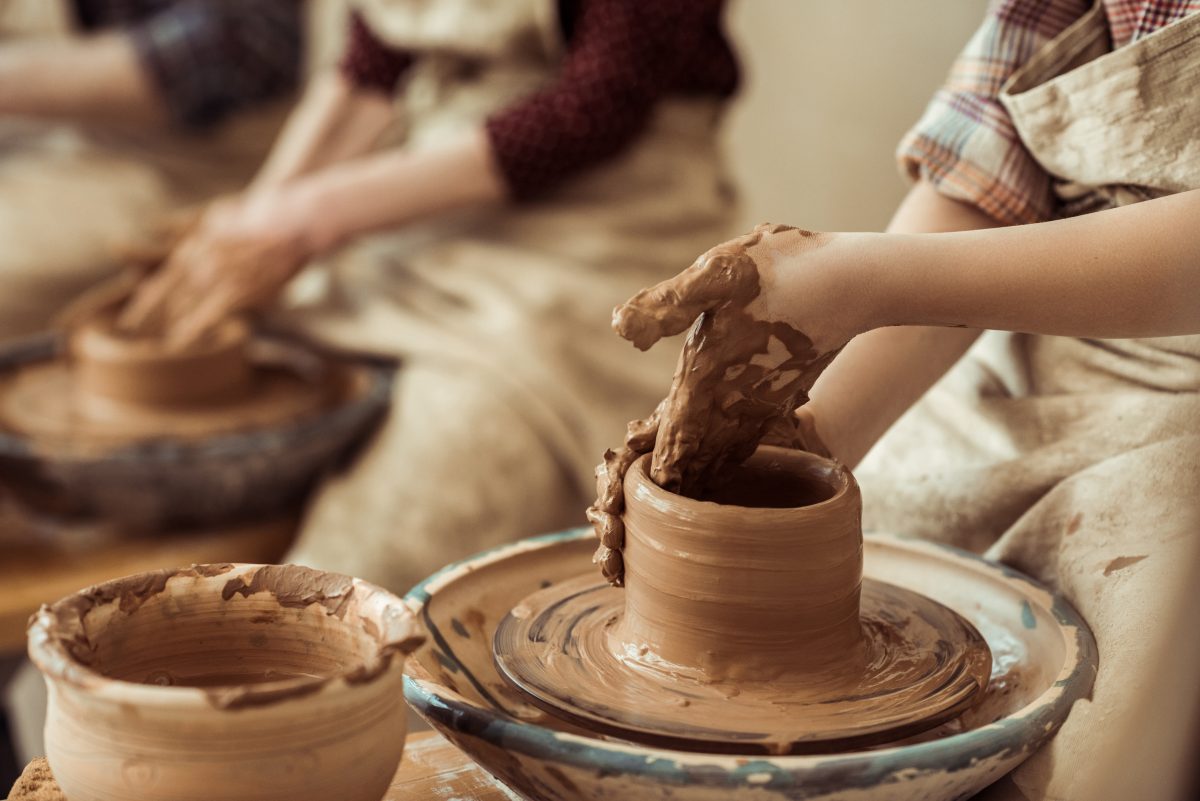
[404,529,1097,801]
[71,310,254,408]
[0,331,391,528]
[28,563,425,801]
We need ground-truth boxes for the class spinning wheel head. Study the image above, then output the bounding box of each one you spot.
[494,574,992,754]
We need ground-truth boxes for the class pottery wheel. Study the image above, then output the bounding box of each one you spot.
[0,348,337,450]
[494,573,992,754]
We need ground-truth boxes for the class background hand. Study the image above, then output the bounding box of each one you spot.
[118,188,318,347]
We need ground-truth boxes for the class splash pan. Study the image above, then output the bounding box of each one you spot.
[493,574,991,754]
[404,530,1096,801]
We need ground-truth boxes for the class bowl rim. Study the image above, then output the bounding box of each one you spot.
[627,444,855,516]
[28,562,418,710]
[403,527,1098,785]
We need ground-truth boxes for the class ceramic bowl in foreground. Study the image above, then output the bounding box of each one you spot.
[404,529,1097,801]
[28,563,424,801]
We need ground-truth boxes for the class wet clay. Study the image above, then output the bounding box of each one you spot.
[0,308,341,451]
[695,456,836,508]
[588,224,841,585]
[496,448,992,753]
[27,563,425,801]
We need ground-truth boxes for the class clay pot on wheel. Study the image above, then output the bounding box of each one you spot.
[494,445,991,753]
[620,445,864,680]
[27,564,424,801]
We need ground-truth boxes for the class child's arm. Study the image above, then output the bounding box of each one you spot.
[0,3,301,129]
[250,72,395,190]
[0,35,164,125]
[851,188,1200,339]
[803,187,1199,463]
[805,181,1000,466]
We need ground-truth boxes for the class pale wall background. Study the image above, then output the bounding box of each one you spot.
[723,0,990,232]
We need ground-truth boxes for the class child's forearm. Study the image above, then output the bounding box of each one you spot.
[807,182,999,465]
[285,127,506,253]
[0,34,164,124]
[862,189,1200,338]
[252,72,394,191]
[809,325,983,466]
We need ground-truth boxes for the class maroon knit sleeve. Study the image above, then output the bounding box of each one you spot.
[485,0,731,200]
[338,10,416,94]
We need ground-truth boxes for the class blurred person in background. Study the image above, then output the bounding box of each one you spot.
[120,0,741,591]
[0,0,303,340]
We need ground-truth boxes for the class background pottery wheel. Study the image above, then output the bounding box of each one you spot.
[403,529,1098,801]
[0,332,392,528]
[493,573,991,754]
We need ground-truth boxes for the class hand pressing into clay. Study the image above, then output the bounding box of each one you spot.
[118,187,321,347]
[588,223,866,585]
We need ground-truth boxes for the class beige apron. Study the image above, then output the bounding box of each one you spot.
[862,5,1200,800]
[0,0,291,342]
[282,0,736,592]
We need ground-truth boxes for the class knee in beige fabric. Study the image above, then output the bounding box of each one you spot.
[987,436,1200,801]
[287,362,586,593]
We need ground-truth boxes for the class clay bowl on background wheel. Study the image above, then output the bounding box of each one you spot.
[27,563,425,801]
[0,332,391,529]
[71,310,254,408]
[403,529,1098,801]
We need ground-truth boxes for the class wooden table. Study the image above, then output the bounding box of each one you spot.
[0,516,296,653]
[5,731,511,801]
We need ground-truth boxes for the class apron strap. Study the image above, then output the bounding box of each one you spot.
[1000,4,1200,209]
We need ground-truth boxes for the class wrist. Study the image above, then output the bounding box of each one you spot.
[282,179,342,256]
[847,231,946,331]
[827,231,895,336]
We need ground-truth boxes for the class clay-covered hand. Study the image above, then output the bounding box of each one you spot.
[118,188,320,347]
[588,223,862,585]
[761,406,831,458]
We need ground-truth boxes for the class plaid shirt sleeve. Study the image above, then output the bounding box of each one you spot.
[896,0,1092,225]
[128,0,303,129]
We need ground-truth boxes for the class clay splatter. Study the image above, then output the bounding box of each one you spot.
[1103,554,1148,576]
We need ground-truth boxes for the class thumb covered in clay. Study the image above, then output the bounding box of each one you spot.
[613,233,762,351]
[760,406,833,459]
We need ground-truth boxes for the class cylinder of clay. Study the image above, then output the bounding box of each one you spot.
[27,564,424,801]
[71,313,253,408]
[620,446,863,681]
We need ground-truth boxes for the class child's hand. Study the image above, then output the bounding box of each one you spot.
[588,223,871,584]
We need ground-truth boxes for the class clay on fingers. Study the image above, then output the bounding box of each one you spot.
[587,401,664,586]
[590,223,842,586]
